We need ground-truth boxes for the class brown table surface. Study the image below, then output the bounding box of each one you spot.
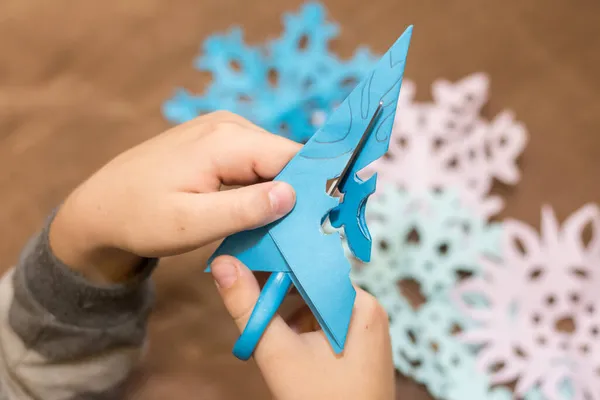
[1,0,599,398]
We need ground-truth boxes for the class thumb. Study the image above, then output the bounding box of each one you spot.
[178,181,295,247]
[211,256,301,365]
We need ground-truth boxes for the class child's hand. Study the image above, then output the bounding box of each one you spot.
[211,257,396,400]
[49,112,300,283]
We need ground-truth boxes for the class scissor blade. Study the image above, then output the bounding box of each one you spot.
[326,101,384,196]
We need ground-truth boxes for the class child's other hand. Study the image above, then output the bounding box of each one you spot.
[211,257,395,400]
[50,112,300,283]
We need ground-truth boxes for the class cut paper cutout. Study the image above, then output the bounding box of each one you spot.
[364,73,528,216]
[208,27,414,357]
[453,204,600,400]
[163,2,377,143]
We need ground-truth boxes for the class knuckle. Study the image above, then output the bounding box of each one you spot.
[231,190,271,228]
[207,109,238,122]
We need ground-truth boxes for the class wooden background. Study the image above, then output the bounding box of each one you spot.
[1,0,599,398]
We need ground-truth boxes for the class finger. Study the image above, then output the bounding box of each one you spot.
[174,181,295,247]
[203,127,302,186]
[345,287,390,345]
[300,287,389,352]
[210,256,301,364]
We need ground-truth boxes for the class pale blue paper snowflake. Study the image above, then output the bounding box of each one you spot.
[349,186,508,398]
[351,186,502,299]
[390,301,515,400]
[162,2,377,143]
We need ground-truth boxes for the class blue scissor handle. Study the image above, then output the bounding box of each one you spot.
[232,271,293,360]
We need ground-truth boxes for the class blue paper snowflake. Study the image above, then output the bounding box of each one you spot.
[162,2,377,143]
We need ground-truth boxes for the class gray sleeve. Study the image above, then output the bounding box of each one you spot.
[0,216,157,399]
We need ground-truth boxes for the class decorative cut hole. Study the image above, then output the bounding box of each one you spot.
[451,356,460,366]
[383,152,394,160]
[229,59,242,72]
[303,78,314,89]
[446,120,456,130]
[555,316,576,334]
[465,92,475,103]
[379,240,389,251]
[570,293,580,304]
[433,137,445,151]
[468,148,477,160]
[405,227,421,244]
[513,346,527,358]
[397,279,426,311]
[446,156,460,170]
[579,343,590,354]
[546,295,556,306]
[397,136,408,148]
[450,323,462,335]
[581,220,594,249]
[513,237,527,256]
[528,268,544,281]
[532,314,542,324]
[455,270,474,281]
[433,186,443,194]
[429,341,439,353]
[499,135,508,147]
[587,304,595,314]
[571,267,589,279]
[406,329,417,344]
[560,341,569,350]
[591,326,598,336]
[298,34,309,50]
[437,242,450,256]
[268,68,279,87]
[399,350,422,369]
[489,361,505,373]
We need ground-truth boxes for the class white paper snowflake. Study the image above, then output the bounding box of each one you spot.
[453,204,600,400]
[363,73,528,216]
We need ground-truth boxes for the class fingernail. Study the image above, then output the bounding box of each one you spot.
[212,261,239,289]
[268,182,295,217]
